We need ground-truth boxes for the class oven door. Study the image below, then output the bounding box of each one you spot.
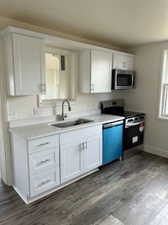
[124,121,144,150]
[112,70,134,90]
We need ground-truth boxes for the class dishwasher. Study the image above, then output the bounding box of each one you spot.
[103,120,124,165]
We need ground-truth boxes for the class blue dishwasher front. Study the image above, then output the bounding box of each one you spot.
[103,121,123,165]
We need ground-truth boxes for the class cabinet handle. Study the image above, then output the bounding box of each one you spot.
[37,159,50,167]
[37,142,49,147]
[79,142,87,150]
[83,142,86,149]
[83,142,85,150]
[79,143,83,151]
[37,179,51,188]
[80,143,85,150]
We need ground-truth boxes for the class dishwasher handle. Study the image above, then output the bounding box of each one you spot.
[103,120,124,129]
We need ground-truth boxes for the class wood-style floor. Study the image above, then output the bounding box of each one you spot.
[1,149,168,225]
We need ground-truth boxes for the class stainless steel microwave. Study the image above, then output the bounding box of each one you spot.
[112,69,135,90]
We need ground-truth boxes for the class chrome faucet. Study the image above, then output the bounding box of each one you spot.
[62,99,71,120]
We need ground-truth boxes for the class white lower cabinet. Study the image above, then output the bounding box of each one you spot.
[61,143,83,183]
[84,135,101,172]
[60,125,102,184]
[11,124,102,204]
[11,134,60,203]
[29,148,60,197]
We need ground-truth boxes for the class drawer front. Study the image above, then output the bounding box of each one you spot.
[30,169,60,197]
[29,148,59,174]
[28,135,59,153]
[60,125,102,146]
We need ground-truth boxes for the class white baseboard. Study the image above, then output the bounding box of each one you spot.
[13,186,29,204]
[144,145,168,159]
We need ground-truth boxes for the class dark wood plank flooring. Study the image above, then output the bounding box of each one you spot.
[1,149,168,225]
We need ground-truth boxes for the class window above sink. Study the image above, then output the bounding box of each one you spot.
[39,47,77,106]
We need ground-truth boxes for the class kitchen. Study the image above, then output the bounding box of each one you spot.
[4,26,141,201]
[0,1,168,225]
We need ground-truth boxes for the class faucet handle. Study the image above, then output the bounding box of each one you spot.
[64,113,68,119]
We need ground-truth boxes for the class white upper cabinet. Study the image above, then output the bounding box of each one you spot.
[113,52,134,71]
[79,49,112,93]
[91,50,112,93]
[4,32,45,96]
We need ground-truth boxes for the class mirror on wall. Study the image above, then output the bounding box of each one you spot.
[40,47,77,103]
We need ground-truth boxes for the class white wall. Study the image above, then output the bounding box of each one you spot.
[0,38,12,184]
[125,42,168,157]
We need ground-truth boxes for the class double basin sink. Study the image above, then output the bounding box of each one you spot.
[51,118,93,128]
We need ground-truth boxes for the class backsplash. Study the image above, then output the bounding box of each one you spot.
[7,92,123,122]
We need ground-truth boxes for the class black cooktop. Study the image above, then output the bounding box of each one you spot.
[117,111,145,118]
[100,100,145,119]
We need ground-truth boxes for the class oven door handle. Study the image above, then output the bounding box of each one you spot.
[126,121,144,127]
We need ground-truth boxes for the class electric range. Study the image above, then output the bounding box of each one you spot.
[100,99,145,150]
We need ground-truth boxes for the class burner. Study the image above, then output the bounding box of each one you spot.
[109,111,144,118]
[100,100,145,119]
[122,111,144,118]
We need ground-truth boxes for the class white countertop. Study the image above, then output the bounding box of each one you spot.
[9,114,124,140]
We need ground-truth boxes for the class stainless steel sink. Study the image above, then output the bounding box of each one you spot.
[51,119,93,128]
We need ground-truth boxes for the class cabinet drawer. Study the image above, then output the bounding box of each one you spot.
[28,135,59,153]
[29,148,59,174]
[30,169,59,197]
[60,125,102,146]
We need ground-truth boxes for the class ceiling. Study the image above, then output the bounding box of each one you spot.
[0,0,168,48]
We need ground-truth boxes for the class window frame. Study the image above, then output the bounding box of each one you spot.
[39,46,77,107]
[159,50,168,119]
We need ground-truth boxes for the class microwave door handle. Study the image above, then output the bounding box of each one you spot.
[132,75,133,87]
[115,70,118,89]
[132,73,134,87]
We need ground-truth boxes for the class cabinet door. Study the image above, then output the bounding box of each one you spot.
[84,135,102,172]
[113,53,134,70]
[12,33,45,95]
[60,143,83,183]
[91,50,112,93]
